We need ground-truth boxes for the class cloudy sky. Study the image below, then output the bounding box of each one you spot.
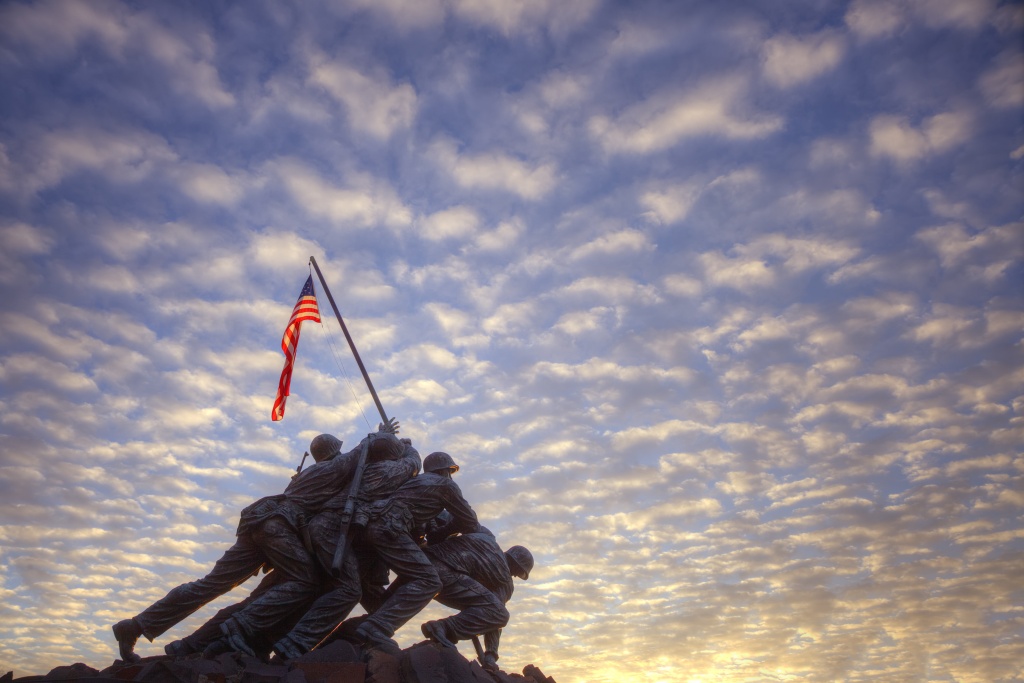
[1,0,1022,681]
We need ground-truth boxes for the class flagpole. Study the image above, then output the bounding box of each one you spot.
[308,256,390,426]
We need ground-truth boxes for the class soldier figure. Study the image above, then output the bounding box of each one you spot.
[350,451,481,652]
[418,527,533,671]
[112,428,403,662]
[267,436,420,659]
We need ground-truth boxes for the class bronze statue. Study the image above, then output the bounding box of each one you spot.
[265,436,420,659]
[418,526,533,671]
[111,428,405,662]
[348,451,481,653]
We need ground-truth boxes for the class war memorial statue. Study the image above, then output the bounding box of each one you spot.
[109,424,537,675]
[111,426,411,661]
[101,262,548,680]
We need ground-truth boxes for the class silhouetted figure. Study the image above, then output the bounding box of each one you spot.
[350,451,480,652]
[268,437,420,659]
[419,527,533,670]
[111,429,403,662]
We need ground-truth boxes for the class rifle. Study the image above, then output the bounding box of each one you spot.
[472,635,502,679]
[471,635,485,660]
[331,435,372,576]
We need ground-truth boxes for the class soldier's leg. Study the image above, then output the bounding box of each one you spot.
[134,535,265,640]
[169,569,282,655]
[273,513,362,657]
[362,524,441,637]
[424,565,508,643]
[113,535,264,661]
[223,517,320,642]
[355,541,390,614]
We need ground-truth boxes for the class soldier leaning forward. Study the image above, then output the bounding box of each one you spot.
[350,451,481,652]
[112,430,404,662]
[268,437,421,659]
[418,527,533,671]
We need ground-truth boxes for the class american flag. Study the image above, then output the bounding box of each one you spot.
[271,275,321,421]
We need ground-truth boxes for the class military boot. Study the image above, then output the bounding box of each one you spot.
[353,620,401,655]
[271,635,305,662]
[220,618,257,657]
[421,620,456,648]
[111,618,143,663]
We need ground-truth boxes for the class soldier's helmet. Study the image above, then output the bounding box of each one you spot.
[309,434,343,462]
[506,545,534,580]
[423,451,460,474]
[367,432,405,462]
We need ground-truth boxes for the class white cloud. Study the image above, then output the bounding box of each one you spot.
[704,252,774,292]
[915,221,1023,272]
[762,31,846,88]
[422,303,489,349]
[551,307,615,335]
[869,111,973,163]
[173,163,245,206]
[528,358,695,385]
[387,378,450,405]
[482,301,537,336]
[0,223,55,284]
[1,2,1021,679]
[79,265,142,293]
[640,181,704,225]
[978,49,1024,109]
[308,56,417,140]
[0,222,54,255]
[0,0,127,58]
[699,234,859,292]
[609,419,713,450]
[246,231,323,277]
[419,206,481,241]
[271,158,412,228]
[598,498,723,531]
[911,0,996,30]
[0,3,233,109]
[846,0,997,38]
[778,188,882,229]
[809,138,857,169]
[742,234,862,273]
[845,0,906,39]
[557,276,661,305]
[920,188,980,225]
[537,70,590,108]
[604,19,681,58]
[908,307,976,346]
[138,19,235,109]
[20,127,177,195]
[473,218,524,252]
[450,0,598,37]
[589,76,784,154]
[568,229,653,261]
[431,140,558,199]
[0,353,99,394]
[841,292,918,323]
[662,274,702,298]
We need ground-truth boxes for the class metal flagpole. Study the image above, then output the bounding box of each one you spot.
[309,255,397,578]
[308,255,390,426]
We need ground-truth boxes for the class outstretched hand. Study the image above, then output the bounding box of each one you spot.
[378,416,400,434]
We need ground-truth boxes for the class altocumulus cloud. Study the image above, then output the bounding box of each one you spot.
[0,1,1021,682]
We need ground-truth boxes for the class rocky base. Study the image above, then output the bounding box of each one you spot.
[1,640,556,683]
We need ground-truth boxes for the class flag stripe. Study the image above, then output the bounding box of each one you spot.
[272,275,321,421]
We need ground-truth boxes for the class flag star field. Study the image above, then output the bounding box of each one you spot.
[0,1,1022,681]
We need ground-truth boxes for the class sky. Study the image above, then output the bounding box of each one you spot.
[0,0,1021,681]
